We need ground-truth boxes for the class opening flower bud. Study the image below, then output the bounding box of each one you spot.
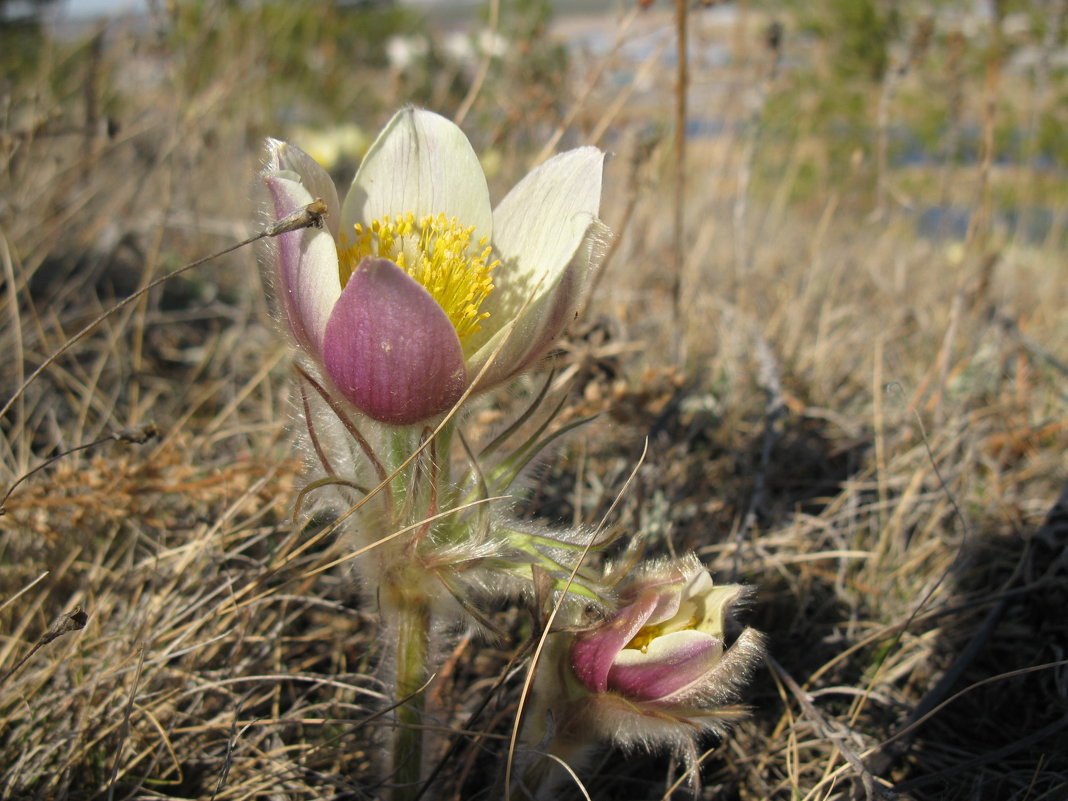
[562,557,764,752]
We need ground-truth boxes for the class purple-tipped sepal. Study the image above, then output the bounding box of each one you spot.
[321,257,466,425]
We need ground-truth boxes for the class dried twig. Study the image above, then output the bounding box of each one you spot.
[0,424,159,514]
[0,607,89,690]
[0,199,327,423]
[767,655,894,801]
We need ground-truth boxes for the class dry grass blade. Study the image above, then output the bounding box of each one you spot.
[767,655,893,801]
[1,424,158,513]
[0,200,326,424]
[504,438,649,800]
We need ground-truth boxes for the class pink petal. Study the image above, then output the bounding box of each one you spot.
[656,626,765,707]
[263,141,341,354]
[321,257,466,425]
[266,138,340,239]
[571,589,662,694]
[606,630,723,702]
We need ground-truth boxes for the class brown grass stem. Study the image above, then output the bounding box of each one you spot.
[671,0,688,332]
[0,200,328,424]
[453,0,499,126]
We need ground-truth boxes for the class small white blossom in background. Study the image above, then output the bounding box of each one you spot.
[288,123,370,173]
[442,28,509,70]
[386,33,430,73]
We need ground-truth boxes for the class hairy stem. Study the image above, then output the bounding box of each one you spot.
[392,588,431,801]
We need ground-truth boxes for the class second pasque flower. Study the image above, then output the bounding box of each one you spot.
[568,556,765,749]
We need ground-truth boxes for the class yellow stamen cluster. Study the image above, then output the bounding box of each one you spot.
[338,212,498,346]
[625,615,700,654]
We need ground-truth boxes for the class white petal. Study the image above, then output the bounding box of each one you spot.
[657,571,716,634]
[340,108,492,240]
[465,218,607,391]
[696,584,744,639]
[481,146,604,328]
[613,630,724,669]
[266,138,341,239]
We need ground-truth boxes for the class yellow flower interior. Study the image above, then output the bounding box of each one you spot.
[337,212,498,347]
[626,614,700,654]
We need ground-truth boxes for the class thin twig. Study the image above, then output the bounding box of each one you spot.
[0,606,89,690]
[738,334,786,549]
[858,599,1007,789]
[0,199,327,423]
[0,424,158,514]
[534,5,641,165]
[453,0,499,126]
[767,654,893,801]
[106,645,146,801]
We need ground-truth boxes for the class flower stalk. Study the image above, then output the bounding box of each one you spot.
[390,581,431,801]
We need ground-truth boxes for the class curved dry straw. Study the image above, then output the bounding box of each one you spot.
[0,200,328,425]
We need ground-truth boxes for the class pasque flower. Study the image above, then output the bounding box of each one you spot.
[263,108,605,424]
[564,556,764,750]
[516,556,762,796]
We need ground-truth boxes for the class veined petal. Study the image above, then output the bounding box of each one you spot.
[466,219,607,390]
[607,630,724,701]
[321,257,465,425]
[571,589,661,694]
[263,156,341,354]
[341,108,492,241]
[266,137,341,239]
[478,147,604,334]
[465,148,605,388]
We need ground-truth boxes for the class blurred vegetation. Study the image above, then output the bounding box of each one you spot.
[755,0,1068,213]
[165,0,425,121]
[798,0,902,81]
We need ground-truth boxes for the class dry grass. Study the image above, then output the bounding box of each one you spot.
[1,3,1066,800]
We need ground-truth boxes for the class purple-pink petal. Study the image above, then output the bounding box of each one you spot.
[606,631,723,701]
[571,589,662,693]
[264,175,340,355]
[321,257,466,425]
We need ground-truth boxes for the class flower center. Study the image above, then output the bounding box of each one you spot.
[625,615,700,654]
[337,212,498,347]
